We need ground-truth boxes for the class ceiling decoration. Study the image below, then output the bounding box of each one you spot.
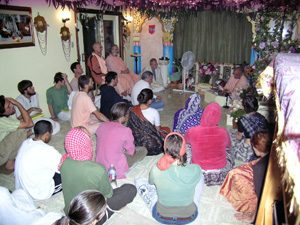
[44,0,300,11]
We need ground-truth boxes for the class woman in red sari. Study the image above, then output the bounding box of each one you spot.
[127,88,170,156]
[220,130,271,223]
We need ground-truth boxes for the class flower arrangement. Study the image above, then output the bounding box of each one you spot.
[230,99,246,119]
[250,11,300,83]
[197,61,220,83]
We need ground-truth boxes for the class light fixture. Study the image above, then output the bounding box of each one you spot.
[61,10,71,24]
[125,15,133,23]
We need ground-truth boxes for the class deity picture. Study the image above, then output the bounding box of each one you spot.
[0,5,35,49]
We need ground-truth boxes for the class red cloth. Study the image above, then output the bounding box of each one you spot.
[157,132,186,171]
[59,128,93,169]
[185,102,231,170]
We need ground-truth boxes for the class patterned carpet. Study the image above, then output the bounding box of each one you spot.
[0,88,250,225]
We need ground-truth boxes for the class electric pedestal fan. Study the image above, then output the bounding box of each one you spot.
[173,51,195,93]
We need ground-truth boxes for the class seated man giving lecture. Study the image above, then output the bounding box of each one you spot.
[222,67,249,101]
[141,58,165,92]
[87,42,131,97]
[15,80,60,135]
[0,95,33,170]
[106,44,140,94]
[71,75,109,136]
[14,120,62,201]
[46,72,72,121]
[131,71,165,110]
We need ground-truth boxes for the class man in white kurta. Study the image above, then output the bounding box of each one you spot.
[140,58,165,92]
[14,120,62,201]
[15,80,60,135]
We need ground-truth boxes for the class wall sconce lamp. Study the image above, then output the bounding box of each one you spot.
[61,10,71,24]
[124,15,133,24]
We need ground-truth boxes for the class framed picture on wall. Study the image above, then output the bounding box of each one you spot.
[0,5,35,49]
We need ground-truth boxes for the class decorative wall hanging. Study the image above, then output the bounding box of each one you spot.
[60,25,71,61]
[60,10,71,61]
[34,13,48,55]
[0,5,35,49]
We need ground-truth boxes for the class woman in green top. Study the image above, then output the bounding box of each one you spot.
[149,132,203,224]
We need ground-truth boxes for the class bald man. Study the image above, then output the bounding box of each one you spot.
[87,43,130,96]
[223,67,249,101]
[87,43,108,86]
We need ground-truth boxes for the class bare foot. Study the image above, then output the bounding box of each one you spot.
[5,159,15,170]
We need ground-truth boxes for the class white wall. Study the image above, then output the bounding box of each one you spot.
[0,0,77,117]
[0,1,139,117]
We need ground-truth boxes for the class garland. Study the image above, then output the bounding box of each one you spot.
[251,10,300,83]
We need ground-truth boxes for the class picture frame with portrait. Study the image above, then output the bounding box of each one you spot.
[0,5,35,49]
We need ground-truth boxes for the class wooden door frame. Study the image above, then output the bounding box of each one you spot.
[74,8,124,63]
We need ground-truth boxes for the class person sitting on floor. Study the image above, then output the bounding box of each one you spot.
[15,80,60,135]
[95,102,147,179]
[141,58,165,91]
[0,186,62,225]
[173,93,204,135]
[127,88,170,156]
[87,42,131,97]
[71,75,108,136]
[69,61,100,108]
[46,72,72,121]
[60,125,137,225]
[136,132,203,224]
[222,67,249,101]
[220,130,272,223]
[14,120,62,201]
[54,190,107,225]
[106,44,140,94]
[231,96,268,162]
[0,95,33,170]
[100,72,131,119]
[185,102,234,186]
[131,71,165,110]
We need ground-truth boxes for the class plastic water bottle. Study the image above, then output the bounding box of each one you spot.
[108,164,117,188]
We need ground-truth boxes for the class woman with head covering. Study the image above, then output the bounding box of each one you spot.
[136,132,203,224]
[173,93,204,135]
[127,88,170,156]
[185,102,234,186]
[59,125,137,224]
[232,96,268,162]
[220,130,272,223]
